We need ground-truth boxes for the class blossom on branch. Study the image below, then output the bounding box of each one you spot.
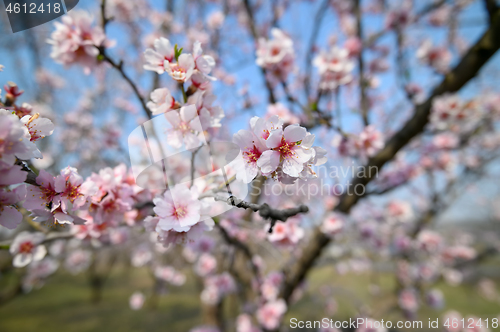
[9,231,47,268]
[143,37,175,74]
[313,47,355,90]
[256,28,295,83]
[48,10,114,74]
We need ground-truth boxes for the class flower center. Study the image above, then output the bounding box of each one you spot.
[243,145,262,163]
[178,121,191,133]
[173,205,188,220]
[19,241,34,253]
[277,137,296,159]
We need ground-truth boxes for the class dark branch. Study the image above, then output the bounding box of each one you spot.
[279,7,500,304]
[355,0,369,126]
[241,0,277,104]
[214,195,308,232]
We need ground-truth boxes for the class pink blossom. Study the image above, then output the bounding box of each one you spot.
[193,41,216,77]
[266,103,299,124]
[207,11,225,30]
[187,90,224,128]
[416,230,443,253]
[26,167,96,226]
[157,221,214,248]
[54,167,97,213]
[154,184,201,232]
[155,266,186,285]
[257,125,312,177]
[429,4,452,26]
[0,109,40,164]
[261,271,284,301]
[187,236,215,254]
[256,28,293,67]
[339,14,357,36]
[256,299,287,330]
[267,219,304,246]
[385,8,412,29]
[129,292,145,310]
[0,185,26,229]
[398,288,419,312]
[314,47,354,90]
[0,162,27,187]
[201,272,236,304]
[430,94,479,131]
[48,10,113,74]
[251,115,283,142]
[87,165,135,225]
[236,314,262,332]
[165,105,204,149]
[232,128,268,183]
[22,258,59,292]
[386,200,413,223]
[433,133,459,149]
[321,213,344,235]
[106,0,148,22]
[443,269,463,286]
[143,37,175,74]
[356,125,384,159]
[147,88,175,115]
[442,246,476,263]
[299,142,328,180]
[131,245,152,267]
[166,53,195,83]
[256,28,295,82]
[10,231,46,267]
[20,113,54,142]
[417,40,452,73]
[24,169,58,211]
[65,249,92,274]
[344,37,363,57]
[195,253,217,277]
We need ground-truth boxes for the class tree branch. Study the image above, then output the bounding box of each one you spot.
[213,195,308,232]
[279,7,500,304]
[355,0,369,126]
[241,0,277,104]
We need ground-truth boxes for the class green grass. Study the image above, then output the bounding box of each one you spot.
[0,267,203,332]
[1,265,499,332]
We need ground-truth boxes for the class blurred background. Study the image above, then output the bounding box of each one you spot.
[1,0,500,331]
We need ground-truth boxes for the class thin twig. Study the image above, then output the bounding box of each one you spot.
[213,195,308,232]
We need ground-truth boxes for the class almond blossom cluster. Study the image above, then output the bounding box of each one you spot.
[334,125,384,162]
[256,28,295,84]
[232,115,327,184]
[430,94,482,133]
[47,10,115,74]
[150,184,214,248]
[143,38,223,147]
[24,167,97,225]
[313,46,355,90]
[266,218,304,247]
[0,103,54,229]
[417,40,452,73]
